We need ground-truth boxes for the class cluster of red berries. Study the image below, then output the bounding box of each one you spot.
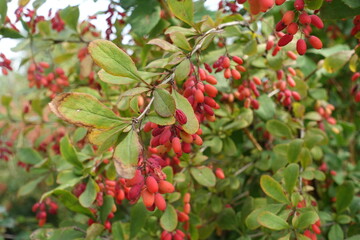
[183,67,219,123]
[0,139,12,162]
[0,53,12,75]
[304,220,322,240]
[274,68,301,107]
[315,102,336,129]
[350,72,360,102]
[27,62,69,98]
[32,199,58,227]
[161,229,186,240]
[212,56,244,80]
[351,15,360,36]
[80,18,100,38]
[144,117,203,156]
[104,3,126,40]
[235,78,261,109]
[50,11,65,32]
[274,1,324,55]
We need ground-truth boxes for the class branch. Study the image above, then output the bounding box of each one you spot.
[243,128,263,151]
[190,21,247,56]
[234,162,254,176]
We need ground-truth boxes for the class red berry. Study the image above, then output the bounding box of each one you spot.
[195,89,204,103]
[309,36,323,49]
[224,68,231,79]
[183,193,191,203]
[287,22,299,35]
[294,0,304,10]
[351,72,360,81]
[310,15,324,29]
[299,12,311,25]
[172,137,182,154]
[287,51,297,60]
[259,0,274,12]
[278,34,294,47]
[205,75,217,85]
[312,224,321,235]
[275,21,287,31]
[158,180,175,194]
[253,76,262,85]
[275,0,286,5]
[266,40,274,50]
[282,11,295,25]
[204,84,218,97]
[154,193,166,211]
[215,168,225,179]
[296,39,307,55]
[142,190,155,207]
[292,91,301,101]
[222,57,231,68]
[355,91,360,102]
[232,56,244,65]
[330,170,337,176]
[231,69,241,80]
[175,109,187,125]
[146,176,158,193]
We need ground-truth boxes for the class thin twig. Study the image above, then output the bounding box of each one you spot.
[243,128,263,151]
[234,162,254,176]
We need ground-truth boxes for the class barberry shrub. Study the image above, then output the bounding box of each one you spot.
[0,0,360,240]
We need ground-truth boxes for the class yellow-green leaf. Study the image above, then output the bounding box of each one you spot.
[260,175,289,203]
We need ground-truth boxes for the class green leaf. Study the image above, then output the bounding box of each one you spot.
[85,223,104,240]
[160,204,178,232]
[170,31,192,51]
[283,163,299,194]
[52,189,94,218]
[321,0,360,19]
[112,222,125,240]
[167,0,194,26]
[323,50,354,73]
[172,90,199,134]
[293,211,319,229]
[190,167,216,187]
[147,38,180,52]
[343,0,360,8]
[287,139,303,163]
[153,88,176,117]
[245,204,285,230]
[18,176,46,197]
[146,114,176,126]
[89,40,141,81]
[98,70,137,85]
[243,39,258,56]
[100,195,114,223]
[0,28,24,39]
[255,95,276,120]
[174,59,191,83]
[336,182,355,213]
[217,208,236,230]
[79,178,98,208]
[0,0,7,26]
[127,0,161,36]
[300,148,312,168]
[328,224,344,240]
[305,0,323,10]
[87,123,128,147]
[59,6,79,31]
[257,211,289,230]
[60,136,83,170]
[121,87,150,98]
[260,175,289,203]
[113,130,141,179]
[17,148,42,165]
[49,93,122,129]
[130,203,148,239]
[266,119,293,139]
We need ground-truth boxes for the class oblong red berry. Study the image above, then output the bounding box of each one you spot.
[309,36,323,49]
[222,56,230,68]
[294,0,304,10]
[278,34,293,47]
[205,75,217,85]
[204,84,218,97]
[299,12,311,25]
[142,190,155,207]
[215,168,225,179]
[275,0,286,5]
[154,193,166,211]
[310,15,324,29]
[231,69,241,80]
[172,137,182,154]
[158,180,175,194]
[287,22,298,35]
[296,39,307,55]
[195,89,204,103]
[282,11,295,25]
[232,56,243,65]
[146,176,158,193]
[224,68,231,79]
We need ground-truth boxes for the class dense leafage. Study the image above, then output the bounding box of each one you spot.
[0,0,360,240]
